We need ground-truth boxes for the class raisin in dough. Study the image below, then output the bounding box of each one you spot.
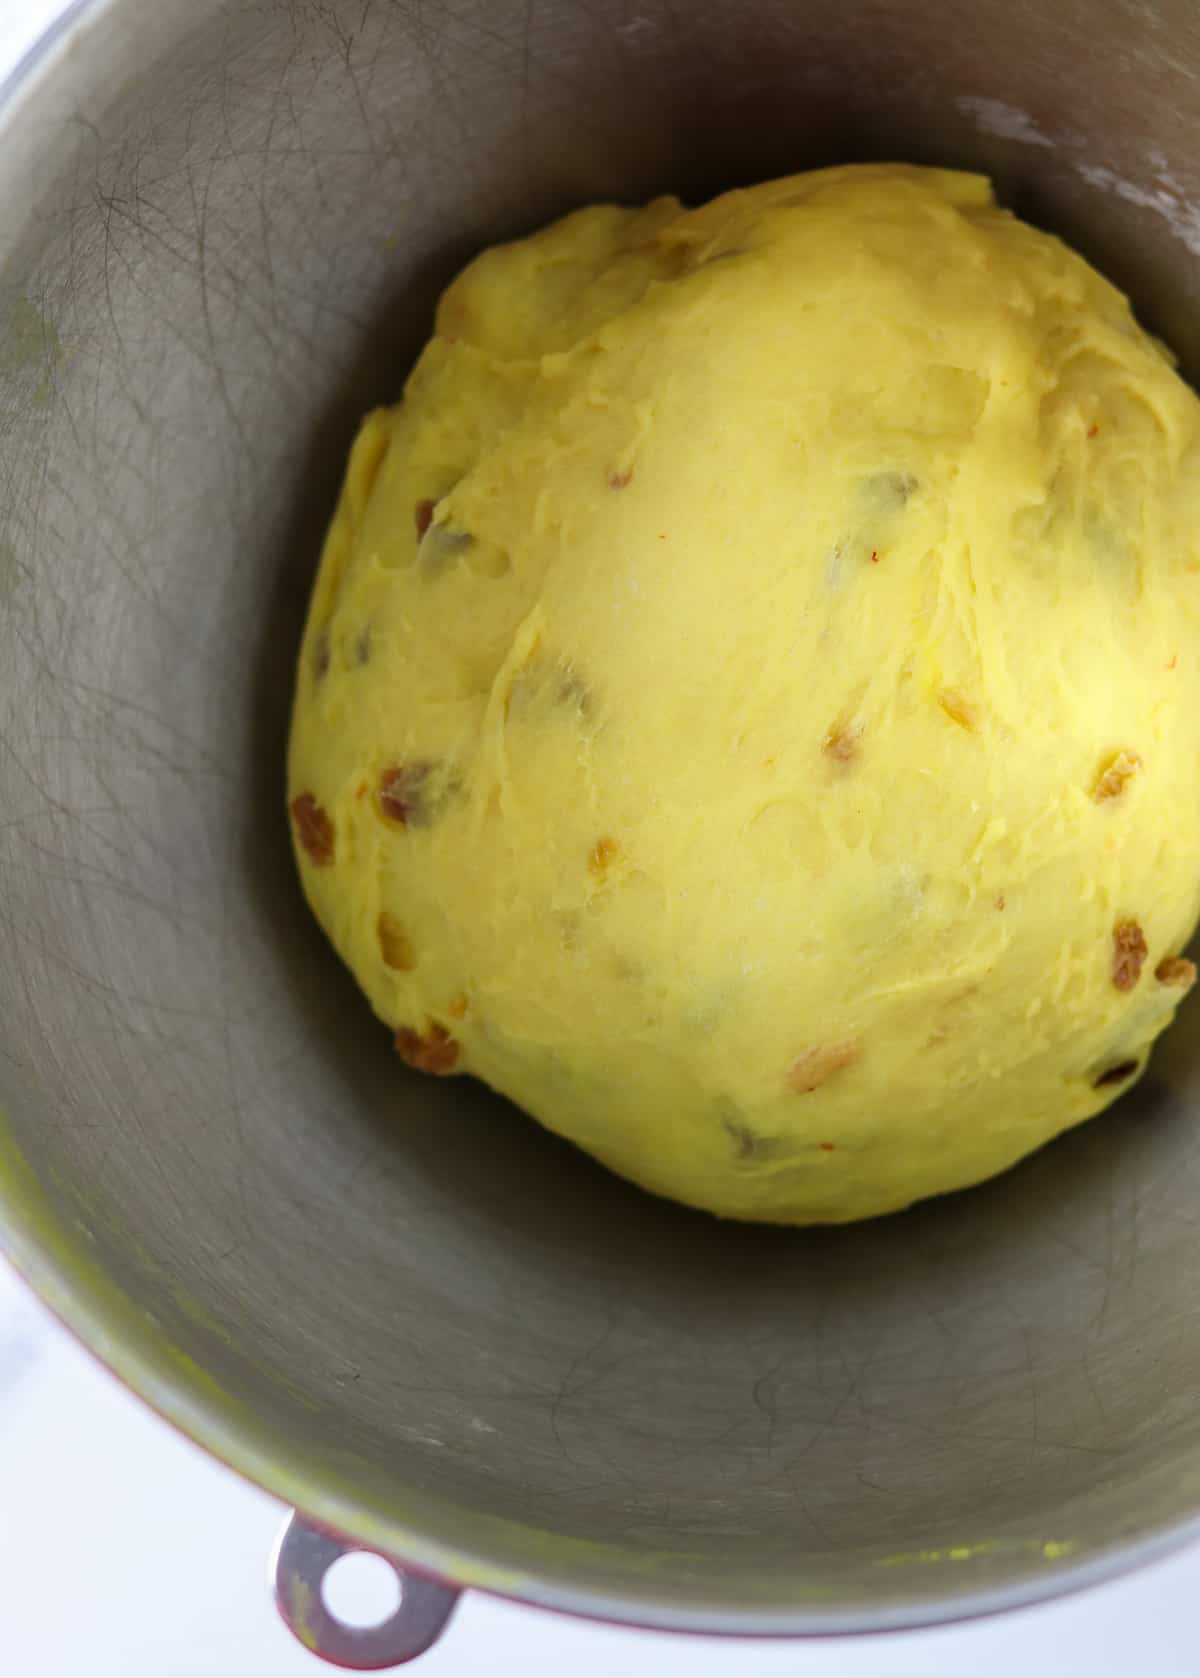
[289,164,1200,1224]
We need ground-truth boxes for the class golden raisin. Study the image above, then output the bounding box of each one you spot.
[1112,919,1148,992]
[556,667,591,712]
[1093,1059,1139,1088]
[788,1041,859,1094]
[290,793,334,865]
[447,992,469,1020]
[377,911,415,971]
[1092,750,1141,803]
[722,1119,760,1160]
[589,836,621,878]
[394,1022,459,1075]
[822,721,862,763]
[379,763,432,827]
[937,690,977,731]
[608,470,633,490]
[1155,956,1197,990]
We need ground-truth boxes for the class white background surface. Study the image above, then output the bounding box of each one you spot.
[2,4,1200,1673]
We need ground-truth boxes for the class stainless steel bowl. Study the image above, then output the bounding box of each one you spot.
[4,0,1200,1666]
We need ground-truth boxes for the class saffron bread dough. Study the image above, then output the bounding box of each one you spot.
[288,164,1200,1224]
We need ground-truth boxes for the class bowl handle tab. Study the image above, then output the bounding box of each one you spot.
[272,1509,461,1668]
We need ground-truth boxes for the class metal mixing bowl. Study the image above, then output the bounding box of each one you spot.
[4,0,1200,1666]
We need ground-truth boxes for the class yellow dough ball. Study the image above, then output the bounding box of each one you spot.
[288,163,1200,1224]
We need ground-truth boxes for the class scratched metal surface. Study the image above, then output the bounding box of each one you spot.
[2,0,1200,1637]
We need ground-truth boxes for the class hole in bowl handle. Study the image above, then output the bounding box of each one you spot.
[272,1510,462,1669]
